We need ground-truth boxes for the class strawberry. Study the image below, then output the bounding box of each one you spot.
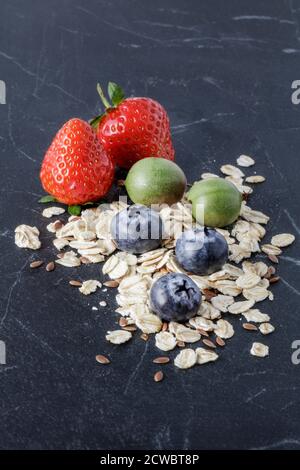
[40,118,114,205]
[91,82,175,169]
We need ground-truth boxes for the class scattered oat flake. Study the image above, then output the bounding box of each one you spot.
[56,251,80,267]
[42,206,65,218]
[259,323,275,335]
[261,244,282,256]
[99,301,107,307]
[227,300,255,314]
[220,164,244,178]
[242,309,270,323]
[224,263,244,278]
[174,349,197,369]
[236,273,261,289]
[241,205,269,224]
[79,280,102,295]
[208,270,228,282]
[155,331,177,351]
[106,330,132,344]
[135,314,162,334]
[211,295,234,313]
[109,259,129,280]
[102,255,119,274]
[229,244,251,264]
[271,233,295,248]
[214,319,234,339]
[196,347,219,364]
[201,172,219,179]
[189,317,214,332]
[237,155,255,167]
[197,301,221,321]
[245,175,265,183]
[53,238,69,250]
[243,261,268,277]
[250,342,269,357]
[243,286,270,302]
[175,327,201,343]
[214,280,242,297]
[15,225,41,250]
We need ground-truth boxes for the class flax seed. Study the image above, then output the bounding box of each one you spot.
[95,354,110,364]
[103,280,119,288]
[197,328,209,337]
[202,339,216,349]
[122,325,137,332]
[30,260,44,269]
[242,323,258,331]
[69,280,82,287]
[119,317,128,327]
[265,266,276,279]
[203,289,218,301]
[153,357,170,364]
[46,261,55,272]
[53,220,63,231]
[269,276,280,284]
[216,336,226,347]
[268,254,279,264]
[154,371,164,382]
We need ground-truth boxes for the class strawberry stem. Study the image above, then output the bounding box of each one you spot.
[97,83,111,109]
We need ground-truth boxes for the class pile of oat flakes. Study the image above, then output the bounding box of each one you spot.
[15,155,295,379]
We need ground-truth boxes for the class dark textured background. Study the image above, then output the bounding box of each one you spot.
[1,0,300,450]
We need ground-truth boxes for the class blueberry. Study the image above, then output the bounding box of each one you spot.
[150,273,201,322]
[111,204,163,254]
[175,227,228,275]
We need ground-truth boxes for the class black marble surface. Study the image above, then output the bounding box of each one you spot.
[1,0,300,450]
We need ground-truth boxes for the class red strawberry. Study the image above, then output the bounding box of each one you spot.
[91,83,175,169]
[40,118,114,205]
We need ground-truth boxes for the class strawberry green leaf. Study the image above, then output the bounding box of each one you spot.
[89,113,105,129]
[38,195,57,203]
[68,205,82,216]
[108,82,125,106]
[97,83,111,109]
